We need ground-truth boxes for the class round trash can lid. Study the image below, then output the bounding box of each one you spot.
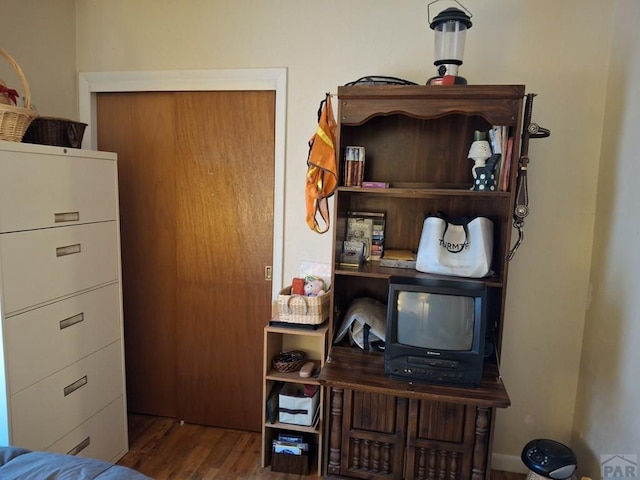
[521,439,577,480]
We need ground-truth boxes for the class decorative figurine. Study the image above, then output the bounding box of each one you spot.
[468,130,498,191]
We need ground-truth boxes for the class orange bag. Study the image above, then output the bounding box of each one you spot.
[305,93,338,233]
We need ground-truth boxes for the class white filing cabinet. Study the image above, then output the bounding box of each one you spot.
[0,140,128,463]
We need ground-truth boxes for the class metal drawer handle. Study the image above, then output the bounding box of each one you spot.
[56,243,81,257]
[67,436,90,456]
[64,375,88,397]
[59,313,84,330]
[55,212,80,223]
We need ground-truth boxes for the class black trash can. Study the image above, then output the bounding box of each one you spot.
[522,439,577,480]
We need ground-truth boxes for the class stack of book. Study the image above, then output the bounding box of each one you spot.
[343,146,365,187]
[272,433,309,456]
[371,215,385,260]
[488,126,514,192]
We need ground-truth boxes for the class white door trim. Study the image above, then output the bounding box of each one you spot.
[79,68,286,300]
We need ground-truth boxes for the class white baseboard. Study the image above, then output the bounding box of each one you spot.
[492,453,529,474]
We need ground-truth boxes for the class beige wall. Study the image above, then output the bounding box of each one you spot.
[2,0,629,474]
[572,0,640,477]
[0,0,76,119]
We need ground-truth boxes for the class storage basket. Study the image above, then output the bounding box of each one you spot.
[277,286,330,325]
[23,116,87,148]
[0,50,38,142]
[272,350,306,373]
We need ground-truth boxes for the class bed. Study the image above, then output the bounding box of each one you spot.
[0,446,153,479]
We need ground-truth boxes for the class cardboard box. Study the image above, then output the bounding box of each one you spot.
[278,384,319,426]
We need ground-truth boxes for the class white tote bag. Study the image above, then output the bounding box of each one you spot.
[416,215,494,278]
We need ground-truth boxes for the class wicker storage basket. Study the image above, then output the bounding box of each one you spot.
[277,286,330,325]
[23,116,87,148]
[272,350,306,373]
[0,50,38,142]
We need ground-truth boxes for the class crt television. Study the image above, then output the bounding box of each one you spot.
[384,276,488,387]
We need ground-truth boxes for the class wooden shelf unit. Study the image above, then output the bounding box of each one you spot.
[261,321,329,476]
[319,84,526,480]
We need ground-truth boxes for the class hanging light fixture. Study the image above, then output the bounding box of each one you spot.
[427,0,473,85]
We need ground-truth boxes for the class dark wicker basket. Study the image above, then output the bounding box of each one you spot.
[272,350,306,373]
[22,116,87,148]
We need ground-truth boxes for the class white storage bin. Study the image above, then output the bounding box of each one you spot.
[278,384,319,427]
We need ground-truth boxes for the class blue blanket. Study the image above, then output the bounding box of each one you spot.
[0,447,153,479]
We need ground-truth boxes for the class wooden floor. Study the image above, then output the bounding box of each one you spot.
[117,413,526,480]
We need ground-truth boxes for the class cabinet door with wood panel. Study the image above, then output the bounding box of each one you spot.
[405,400,484,480]
[327,388,407,479]
[321,349,509,480]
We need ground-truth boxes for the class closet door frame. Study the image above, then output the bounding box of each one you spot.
[78,68,287,299]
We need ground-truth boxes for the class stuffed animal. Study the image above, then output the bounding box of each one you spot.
[304,277,326,297]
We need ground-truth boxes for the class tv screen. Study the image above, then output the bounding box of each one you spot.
[396,291,474,351]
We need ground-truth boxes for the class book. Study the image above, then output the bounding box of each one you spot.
[341,239,366,266]
[362,181,389,188]
[379,249,417,269]
[343,146,365,187]
[346,215,373,260]
[500,136,514,191]
[340,251,364,267]
[273,439,310,455]
[382,249,416,260]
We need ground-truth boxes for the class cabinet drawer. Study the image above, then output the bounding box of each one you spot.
[10,341,124,452]
[0,222,120,314]
[46,396,127,463]
[5,283,122,394]
[0,149,117,233]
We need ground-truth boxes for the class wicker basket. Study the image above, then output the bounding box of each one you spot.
[272,350,307,373]
[0,50,38,142]
[277,286,330,325]
[23,116,87,148]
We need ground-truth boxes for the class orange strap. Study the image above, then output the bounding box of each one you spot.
[305,93,338,233]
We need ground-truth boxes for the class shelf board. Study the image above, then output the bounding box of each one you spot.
[266,360,322,385]
[337,185,512,199]
[266,321,329,337]
[333,263,504,287]
[264,420,320,434]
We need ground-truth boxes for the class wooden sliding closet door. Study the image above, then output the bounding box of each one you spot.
[98,92,178,418]
[97,90,275,431]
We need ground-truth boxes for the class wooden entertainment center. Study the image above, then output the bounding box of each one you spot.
[318,84,526,480]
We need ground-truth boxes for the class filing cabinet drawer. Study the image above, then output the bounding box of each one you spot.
[0,222,119,314]
[5,283,122,394]
[10,341,124,452]
[0,149,117,233]
[46,396,127,462]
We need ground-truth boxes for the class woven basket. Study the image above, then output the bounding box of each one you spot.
[23,116,87,148]
[277,286,330,325]
[0,50,38,142]
[272,350,307,373]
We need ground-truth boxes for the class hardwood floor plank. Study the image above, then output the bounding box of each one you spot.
[118,414,526,480]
